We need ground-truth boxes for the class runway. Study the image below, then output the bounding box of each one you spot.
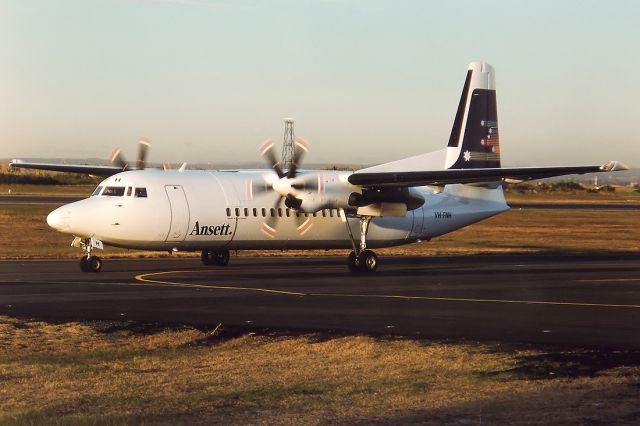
[1,254,640,349]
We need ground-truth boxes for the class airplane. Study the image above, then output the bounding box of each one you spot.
[10,62,628,273]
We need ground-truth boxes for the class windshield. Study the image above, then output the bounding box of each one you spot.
[102,186,126,197]
[91,186,103,196]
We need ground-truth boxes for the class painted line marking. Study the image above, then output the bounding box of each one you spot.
[134,270,640,309]
[135,270,305,296]
[576,278,640,283]
[309,293,640,309]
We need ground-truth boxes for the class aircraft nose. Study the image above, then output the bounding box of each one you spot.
[47,207,71,232]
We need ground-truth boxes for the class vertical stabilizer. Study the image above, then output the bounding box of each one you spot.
[445,62,500,169]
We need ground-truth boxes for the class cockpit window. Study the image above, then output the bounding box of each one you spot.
[103,186,126,197]
[126,187,132,196]
[134,187,147,198]
[91,186,103,196]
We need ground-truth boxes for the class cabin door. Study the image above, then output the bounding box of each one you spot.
[165,185,190,242]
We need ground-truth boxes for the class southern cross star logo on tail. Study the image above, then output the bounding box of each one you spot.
[463,150,471,162]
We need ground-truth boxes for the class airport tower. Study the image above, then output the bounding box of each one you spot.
[281,118,295,172]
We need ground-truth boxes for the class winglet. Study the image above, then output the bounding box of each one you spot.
[600,161,629,172]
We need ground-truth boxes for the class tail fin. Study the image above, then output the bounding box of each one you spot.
[445,62,500,169]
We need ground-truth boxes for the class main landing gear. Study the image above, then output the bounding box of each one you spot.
[345,215,378,273]
[201,248,230,266]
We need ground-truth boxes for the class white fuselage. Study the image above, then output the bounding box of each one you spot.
[46,169,510,251]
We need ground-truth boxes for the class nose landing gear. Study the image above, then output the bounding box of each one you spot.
[201,248,231,266]
[75,237,104,272]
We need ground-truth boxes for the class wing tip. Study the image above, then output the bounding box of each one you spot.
[601,161,630,172]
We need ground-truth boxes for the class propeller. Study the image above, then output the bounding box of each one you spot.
[110,138,151,171]
[259,138,284,178]
[137,137,151,170]
[254,137,318,238]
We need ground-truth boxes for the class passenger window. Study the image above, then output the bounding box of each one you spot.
[134,187,147,198]
[278,208,283,217]
[322,210,326,217]
[91,186,103,196]
[253,208,257,217]
[312,212,317,217]
[329,209,334,218]
[244,208,249,217]
[261,208,266,217]
[226,208,231,217]
[235,208,240,217]
[286,209,290,217]
[270,208,275,217]
[103,186,125,197]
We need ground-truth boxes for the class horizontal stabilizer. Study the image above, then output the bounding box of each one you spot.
[348,162,629,188]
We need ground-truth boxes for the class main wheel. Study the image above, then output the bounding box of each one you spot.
[201,249,213,265]
[214,249,230,266]
[358,250,378,273]
[87,256,103,272]
[201,249,230,266]
[347,251,360,273]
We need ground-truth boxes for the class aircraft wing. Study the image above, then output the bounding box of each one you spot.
[9,160,125,177]
[348,161,629,188]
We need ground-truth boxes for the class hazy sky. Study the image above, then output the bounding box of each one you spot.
[1,0,639,167]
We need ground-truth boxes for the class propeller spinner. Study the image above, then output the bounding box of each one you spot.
[255,137,317,238]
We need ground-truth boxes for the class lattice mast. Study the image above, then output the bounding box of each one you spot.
[281,118,295,172]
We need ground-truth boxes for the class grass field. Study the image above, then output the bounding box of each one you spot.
[0,184,94,196]
[1,316,639,425]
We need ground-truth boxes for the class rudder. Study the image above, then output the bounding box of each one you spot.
[445,62,500,170]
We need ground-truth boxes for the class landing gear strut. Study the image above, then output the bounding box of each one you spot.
[77,238,103,273]
[344,214,378,273]
[201,248,230,266]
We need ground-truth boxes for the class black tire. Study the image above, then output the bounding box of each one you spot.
[79,256,89,272]
[358,250,378,273]
[87,256,103,272]
[201,249,212,266]
[202,249,230,266]
[347,251,360,273]
[215,250,230,266]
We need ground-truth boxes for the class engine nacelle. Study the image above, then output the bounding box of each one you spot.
[294,191,352,213]
[356,203,407,217]
[348,188,424,211]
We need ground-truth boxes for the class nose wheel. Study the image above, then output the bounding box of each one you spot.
[201,249,231,266]
[80,255,103,272]
[74,237,104,272]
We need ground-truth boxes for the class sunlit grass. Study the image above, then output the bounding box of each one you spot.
[1,317,639,425]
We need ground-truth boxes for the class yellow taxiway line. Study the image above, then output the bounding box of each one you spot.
[135,270,640,309]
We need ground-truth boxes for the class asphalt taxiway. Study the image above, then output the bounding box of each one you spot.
[1,254,640,349]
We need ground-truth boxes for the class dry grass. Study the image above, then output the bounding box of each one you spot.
[0,316,639,425]
[0,184,94,196]
[1,203,639,260]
